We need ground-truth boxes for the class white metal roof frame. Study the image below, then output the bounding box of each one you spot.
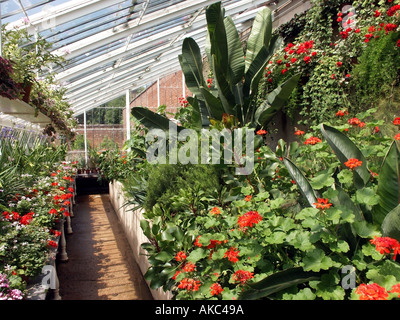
[1,0,283,117]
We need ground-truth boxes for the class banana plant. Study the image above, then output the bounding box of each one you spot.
[180,2,300,129]
[132,2,299,131]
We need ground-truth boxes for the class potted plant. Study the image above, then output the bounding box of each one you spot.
[1,25,64,104]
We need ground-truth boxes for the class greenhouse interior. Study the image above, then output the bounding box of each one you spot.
[1,0,400,303]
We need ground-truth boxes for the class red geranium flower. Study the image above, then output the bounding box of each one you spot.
[344,158,362,169]
[304,137,322,145]
[224,247,240,263]
[395,133,400,141]
[175,251,187,262]
[355,283,388,300]
[313,198,333,210]
[232,270,254,284]
[210,283,223,296]
[370,236,400,260]
[237,211,262,230]
[393,117,400,125]
[294,130,305,136]
[256,129,267,135]
[348,117,361,126]
[177,278,201,291]
[389,283,400,298]
[49,208,58,215]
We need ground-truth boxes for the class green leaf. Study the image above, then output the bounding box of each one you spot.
[224,16,245,85]
[179,38,205,97]
[310,271,345,300]
[320,124,370,189]
[131,107,184,132]
[381,204,400,242]
[353,220,380,238]
[374,141,400,224]
[187,248,208,263]
[206,2,228,75]
[140,219,151,238]
[302,249,335,272]
[355,187,380,206]
[245,7,272,73]
[200,87,225,120]
[186,96,203,129]
[239,267,320,300]
[309,172,335,190]
[283,157,318,208]
[255,74,300,126]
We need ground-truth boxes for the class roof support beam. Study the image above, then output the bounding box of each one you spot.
[53,0,217,60]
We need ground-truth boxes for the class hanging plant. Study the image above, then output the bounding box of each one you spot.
[0,57,21,100]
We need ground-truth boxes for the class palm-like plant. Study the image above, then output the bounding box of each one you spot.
[132,2,299,131]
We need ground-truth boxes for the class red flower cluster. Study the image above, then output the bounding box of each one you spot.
[237,211,262,230]
[336,110,348,117]
[348,117,365,127]
[355,283,389,300]
[387,4,400,17]
[177,278,201,291]
[304,137,322,145]
[224,247,240,263]
[256,129,267,135]
[210,207,221,215]
[178,95,189,108]
[313,198,333,210]
[344,158,363,169]
[182,261,196,273]
[2,210,34,225]
[393,117,400,125]
[175,251,187,262]
[294,129,305,136]
[47,240,58,248]
[370,236,400,260]
[266,40,316,81]
[232,270,254,284]
[210,283,223,296]
[395,133,400,141]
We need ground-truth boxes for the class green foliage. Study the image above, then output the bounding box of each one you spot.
[349,30,400,113]
[143,164,222,213]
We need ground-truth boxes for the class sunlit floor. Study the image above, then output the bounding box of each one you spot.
[57,194,153,300]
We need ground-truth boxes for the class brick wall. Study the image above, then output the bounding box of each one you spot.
[130,70,192,114]
[75,124,125,149]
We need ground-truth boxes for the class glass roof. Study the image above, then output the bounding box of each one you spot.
[1,0,273,116]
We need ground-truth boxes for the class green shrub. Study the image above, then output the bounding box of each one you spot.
[144,164,223,212]
[349,31,400,114]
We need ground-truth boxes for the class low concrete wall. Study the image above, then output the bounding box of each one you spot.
[109,180,172,300]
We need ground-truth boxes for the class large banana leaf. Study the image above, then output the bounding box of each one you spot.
[254,73,300,126]
[321,124,370,189]
[206,2,228,76]
[381,204,400,242]
[244,7,273,73]
[131,107,184,132]
[239,267,320,300]
[283,157,318,207]
[224,16,245,86]
[374,141,400,224]
[179,38,205,97]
